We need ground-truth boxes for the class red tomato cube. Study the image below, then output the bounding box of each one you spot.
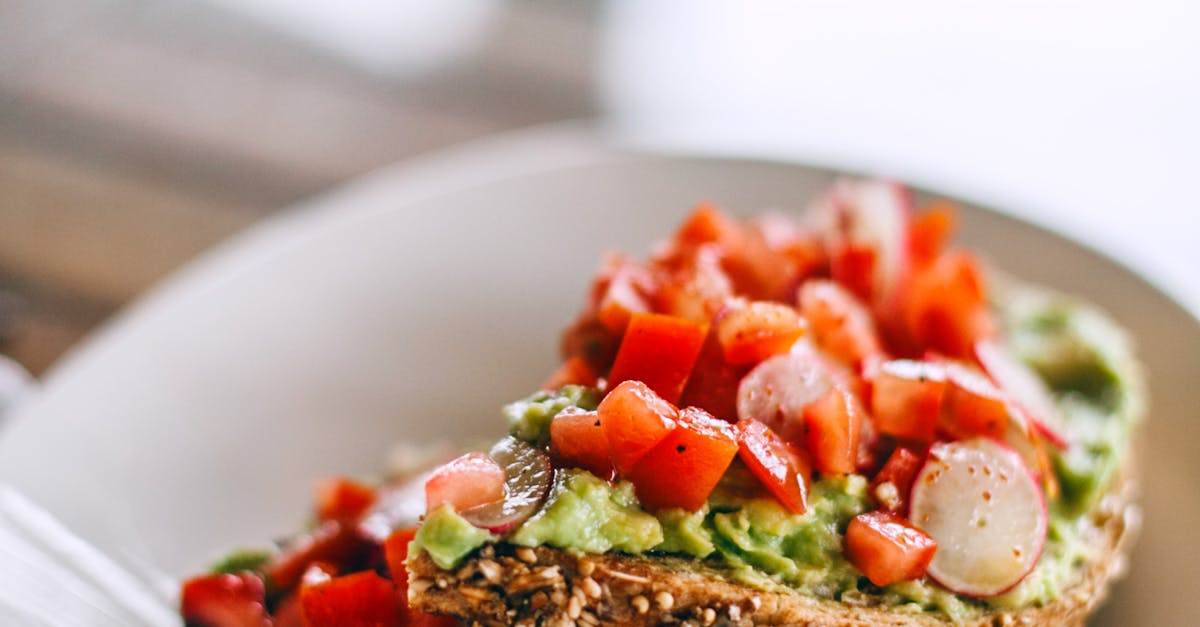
[735,419,810,514]
[679,331,751,422]
[673,202,741,248]
[314,477,376,523]
[598,380,678,474]
[549,408,615,480]
[424,452,505,514]
[798,280,884,369]
[870,446,926,513]
[905,251,998,358]
[300,570,400,627]
[653,245,736,323]
[845,511,938,587]
[716,300,806,365]
[542,357,599,391]
[263,520,373,594]
[909,202,957,267]
[869,360,947,442]
[940,364,1012,440]
[628,406,739,511]
[383,526,418,601]
[180,572,269,627]
[801,386,863,475]
[607,312,708,403]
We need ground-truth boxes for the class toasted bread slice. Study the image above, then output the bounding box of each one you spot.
[408,472,1138,627]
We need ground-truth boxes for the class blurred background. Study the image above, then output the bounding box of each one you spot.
[0,0,1196,376]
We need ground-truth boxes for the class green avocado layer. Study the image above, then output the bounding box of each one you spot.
[412,289,1142,619]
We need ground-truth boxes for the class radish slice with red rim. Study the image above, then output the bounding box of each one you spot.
[736,349,832,442]
[460,436,554,534]
[909,438,1047,597]
[975,340,1068,448]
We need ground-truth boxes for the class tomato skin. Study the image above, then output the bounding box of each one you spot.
[845,511,937,587]
[423,452,505,514]
[909,203,957,266]
[270,594,303,627]
[735,419,810,514]
[679,330,750,422]
[607,312,708,404]
[653,244,735,323]
[315,477,376,523]
[549,408,616,480]
[716,300,805,365]
[263,520,373,595]
[299,570,400,627]
[673,202,741,248]
[940,365,1012,440]
[627,406,739,511]
[871,446,926,513]
[383,527,417,602]
[801,386,863,475]
[869,360,947,442]
[542,357,599,391]
[905,251,998,358]
[598,380,679,474]
[180,572,270,627]
[798,280,884,369]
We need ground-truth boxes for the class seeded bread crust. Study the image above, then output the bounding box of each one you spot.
[408,474,1138,627]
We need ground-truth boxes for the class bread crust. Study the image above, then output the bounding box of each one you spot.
[408,474,1139,626]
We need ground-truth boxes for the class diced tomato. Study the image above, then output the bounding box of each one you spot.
[722,224,796,302]
[830,244,877,305]
[597,267,652,335]
[673,202,741,249]
[820,179,913,311]
[974,339,1069,448]
[844,511,937,587]
[716,300,805,365]
[606,312,707,403]
[549,408,615,479]
[905,250,998,358]
[299,570,400,627]
[909,202,957,266]
[735,419,810,514]
[870,446,926,513]
[560,312,621,375]
[180,572,269,627]
[423,452,505,514]
[314,477,376,523]
[542,357,599,391]
[940,364,1012,440]
[801,386,863,475]
[383,527,418,601]
[679,330,750,422]
[270,593,303,627]
[598,380,678,474]
[869,360,947,442]
[407,612,459,627]
[798,280,884,369]
[263,520,373,595]
[627,406,739,511]
[300,561,338,587]
[652,244,735,323]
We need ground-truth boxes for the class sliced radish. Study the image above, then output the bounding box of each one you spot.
[460,437,554,534]
[909,438,1047,597]
[818,179,912,309]
[736,350,832,442]
[975,340,1068,448]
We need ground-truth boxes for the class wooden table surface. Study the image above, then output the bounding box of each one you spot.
[0,0,596,375]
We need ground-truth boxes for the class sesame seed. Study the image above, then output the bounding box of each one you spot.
[477,559,501,583]
[578,558,595,577]
[702,608,716,625]
[631,595,650,615]
[567,595,583,619]
[655,591,675,611]
[516,547,538,564]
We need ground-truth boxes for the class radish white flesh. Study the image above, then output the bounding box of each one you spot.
[975,340,1069,448]
[461,436,553,534]
[737,349,832,440]
[909,438,1047,597]
[825,179,912,305]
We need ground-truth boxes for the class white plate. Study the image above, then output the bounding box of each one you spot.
[0,125,1196,624]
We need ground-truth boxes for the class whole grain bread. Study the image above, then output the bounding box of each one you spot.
[408,473,1139,627]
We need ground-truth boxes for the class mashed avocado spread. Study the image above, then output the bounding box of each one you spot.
[412,290,1141,620]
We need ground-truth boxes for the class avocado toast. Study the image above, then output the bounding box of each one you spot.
[180,179,1143,626]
